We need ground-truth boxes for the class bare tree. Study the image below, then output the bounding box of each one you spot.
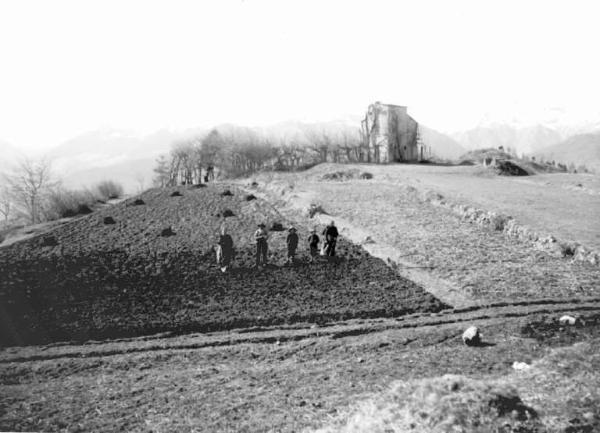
[153,154,171,187]
[134,173,146,193]
[0,186,11,224]
[3,158,56,224]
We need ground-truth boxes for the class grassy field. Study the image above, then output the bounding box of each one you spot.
[258,163,600,250]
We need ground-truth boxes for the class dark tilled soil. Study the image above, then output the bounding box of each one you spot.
[0,185,446,346]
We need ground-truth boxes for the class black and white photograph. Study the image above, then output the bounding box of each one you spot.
[1,0,599,432]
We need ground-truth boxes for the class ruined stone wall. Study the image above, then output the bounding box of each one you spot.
[364,102,419,163]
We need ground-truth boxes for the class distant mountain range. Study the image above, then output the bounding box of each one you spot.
[2,113,599,193]
[451,124,563,155]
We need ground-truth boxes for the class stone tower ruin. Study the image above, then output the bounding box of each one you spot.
[361,102,423,163]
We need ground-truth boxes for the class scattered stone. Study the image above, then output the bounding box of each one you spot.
[360,172,373,179]
[362,236,375,244]
[103,216,116,225]
[40,236,58,247]
[245,194,257,201]
[221,190,233,196]
[133,198,145,205]
[161,227,175,237]
[192,183,206,188]
[512,361,531,371]
[558,315,577,326]
[251,181,259,187]
[462,326,481,346]
[170,191,182,197]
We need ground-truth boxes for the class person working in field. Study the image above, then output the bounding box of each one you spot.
[308,228,320,262]
[322,220,339,256]
[254,223,269,267]
[216,226,234,272]
[286,226,299,264]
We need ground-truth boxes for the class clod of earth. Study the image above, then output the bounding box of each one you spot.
[193,184,206,188]
[40,236,58,247]
[170,191,183,197]
[133,199,145,205]
[221,209,235,218]
[161,227,176,237]
[103,216,116,225]
[245,194,257,201]
[360,172,373,179]
[221,190,234,196]
[77,204,93,215]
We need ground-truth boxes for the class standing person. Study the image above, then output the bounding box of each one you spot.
[216,226,234,273]
[286,226,299,264]
[254,223,269,267]
[322,220,339,256]
[308,228,320,262]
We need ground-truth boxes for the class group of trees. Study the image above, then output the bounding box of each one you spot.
[154,126,367,186]
[1,158,56,225]
[1,158,124,227]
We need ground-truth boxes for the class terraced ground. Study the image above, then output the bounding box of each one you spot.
[1,165,600,432]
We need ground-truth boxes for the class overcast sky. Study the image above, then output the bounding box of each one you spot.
[1,0,599,152]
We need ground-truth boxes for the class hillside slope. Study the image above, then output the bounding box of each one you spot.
[0,184,445,346]
[419,125,465,160]
[535,132,600,172]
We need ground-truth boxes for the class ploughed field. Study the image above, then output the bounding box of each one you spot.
[0,185,446,346]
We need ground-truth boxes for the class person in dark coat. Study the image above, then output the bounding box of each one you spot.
[308,229,320,262]
[286,226,299,264]
[322,220,339,256]
[254,223,269,267]
[217,226,234,272]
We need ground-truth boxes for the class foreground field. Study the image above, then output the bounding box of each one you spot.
[2,306,600,432]
[0,185,444,346]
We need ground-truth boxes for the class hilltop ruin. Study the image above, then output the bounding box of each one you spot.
[361,102,428,163]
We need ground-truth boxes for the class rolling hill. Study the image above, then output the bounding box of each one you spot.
[451,123,562,155]
[535,132,600,172]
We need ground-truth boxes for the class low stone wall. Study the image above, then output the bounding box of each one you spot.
[420,189,599,266]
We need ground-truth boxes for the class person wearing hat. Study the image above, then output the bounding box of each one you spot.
[307,228,320,262]
[286,226,299,264]
[322,220,339,256]
[254,223,269,267]
[216,225,234,272]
